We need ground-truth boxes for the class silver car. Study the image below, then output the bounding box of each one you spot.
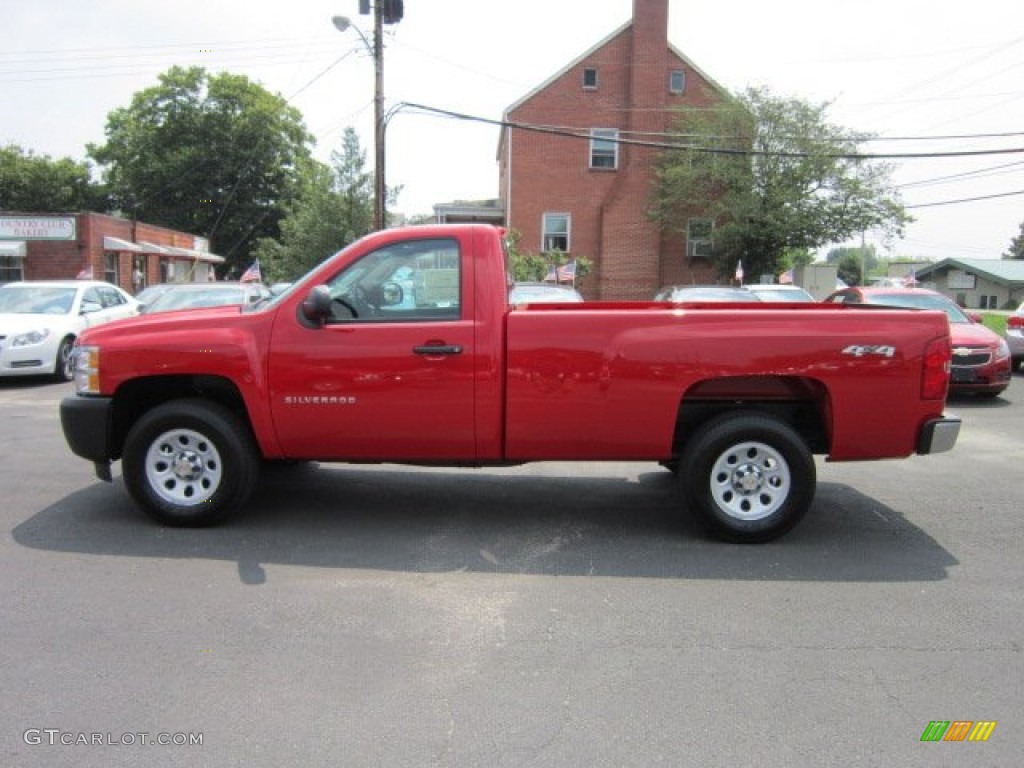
[1006,300,1024,371]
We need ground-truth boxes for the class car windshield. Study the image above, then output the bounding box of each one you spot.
[0,285,76,315]
[866,293,970,324]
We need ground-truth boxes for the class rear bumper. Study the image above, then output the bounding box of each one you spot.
[917,416,961,455]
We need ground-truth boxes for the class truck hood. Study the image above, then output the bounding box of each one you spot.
[78,305,245,344]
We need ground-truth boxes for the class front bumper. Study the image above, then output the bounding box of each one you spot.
[60,395,114,473]
[917,416,961,455]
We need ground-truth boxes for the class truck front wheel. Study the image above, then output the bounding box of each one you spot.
[679,412,815,543]
[122,399,259,527]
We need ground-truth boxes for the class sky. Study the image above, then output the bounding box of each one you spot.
[2,0,1023,262]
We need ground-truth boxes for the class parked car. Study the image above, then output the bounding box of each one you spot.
[655,285,761,302]
[1004,300,1024,371]
[139,282,270,314]
[745,284,816,302]
[825,286,1011,397]
[133,283,175,308]
[0,280,139,380]
[509,282,584,304]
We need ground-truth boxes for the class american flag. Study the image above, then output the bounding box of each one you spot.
[734,260,744,283]
[239,260,262,283]
[545,260,576,284]
[76,265,93,280]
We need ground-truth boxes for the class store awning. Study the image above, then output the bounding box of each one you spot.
[103,236,144,252]
[166,245,226,264]
[137,240,171,254]
[136,241,223,264]
[0,241,27,258]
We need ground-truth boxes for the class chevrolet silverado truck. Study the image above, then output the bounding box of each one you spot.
[60,224,961,543]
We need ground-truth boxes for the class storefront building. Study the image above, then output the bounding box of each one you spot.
[0,211,224,292]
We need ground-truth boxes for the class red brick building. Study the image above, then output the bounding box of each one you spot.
[498,0,727,299]
[0,211,224,292]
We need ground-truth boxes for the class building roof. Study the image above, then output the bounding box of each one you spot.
[498,18,730,159]
[915,257,1024,286]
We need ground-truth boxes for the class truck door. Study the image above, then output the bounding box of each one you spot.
[267,236,477,461]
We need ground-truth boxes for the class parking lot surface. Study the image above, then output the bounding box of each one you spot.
[2,376,1021,766]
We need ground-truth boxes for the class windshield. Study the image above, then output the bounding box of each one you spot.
[0,285,76,315]
[867,293,970,323]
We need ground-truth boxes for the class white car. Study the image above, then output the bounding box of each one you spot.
[0,280,140,380]
[745,284,816,302]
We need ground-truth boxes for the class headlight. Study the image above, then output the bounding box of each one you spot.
[11,328,51,348]
[996,338,1010,360]
[72,345,101,394]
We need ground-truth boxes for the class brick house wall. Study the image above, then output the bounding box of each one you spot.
[498,0,725,299]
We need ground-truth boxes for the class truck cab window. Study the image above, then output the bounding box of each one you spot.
[324,238,461,322]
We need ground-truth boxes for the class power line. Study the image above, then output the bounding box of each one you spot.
[399,102,1024,160]
[906,189,1024,208]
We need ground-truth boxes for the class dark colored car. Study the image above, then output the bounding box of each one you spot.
[825,286,1011,398]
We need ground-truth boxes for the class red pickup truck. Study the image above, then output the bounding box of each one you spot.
[60,224,960,543]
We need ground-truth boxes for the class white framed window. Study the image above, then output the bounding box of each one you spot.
[542,213,571,253]
[669,69,686,94]
[590,128,618,169]
[686,219,713,259]
[583,67,598,89]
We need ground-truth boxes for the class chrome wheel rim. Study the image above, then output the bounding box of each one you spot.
[709,440,791,521]
[144,428,223,506]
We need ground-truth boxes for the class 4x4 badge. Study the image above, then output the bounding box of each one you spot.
[842,344,896,358]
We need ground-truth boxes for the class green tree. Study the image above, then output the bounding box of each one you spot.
[1004,221,1024,260]
[0,144,105,211]
[88,66,313,274]
[505,229,592,286]
[836,254,864,287]
[253,128,374,281]
[652,87,910,282]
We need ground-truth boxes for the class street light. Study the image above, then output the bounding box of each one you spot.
[332,13,386,230]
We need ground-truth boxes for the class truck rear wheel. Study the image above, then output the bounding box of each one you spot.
[679,412,815,543]
[122,399,259,527]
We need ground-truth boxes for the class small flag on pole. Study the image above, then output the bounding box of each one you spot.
[734,260,744,284]
[544,260,576,284]
[76,265,93,280]
[240,260,262,283]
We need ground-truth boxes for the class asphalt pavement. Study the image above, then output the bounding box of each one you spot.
[1,375,1021,766]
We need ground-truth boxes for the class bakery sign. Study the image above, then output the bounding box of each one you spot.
[0,216,77,240]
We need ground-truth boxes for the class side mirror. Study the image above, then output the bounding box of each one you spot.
[380,280,404,307]
[300,285,333,327]
[967,311,983,324]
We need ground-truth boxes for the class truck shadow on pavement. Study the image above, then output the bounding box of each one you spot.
[13,463,957,584]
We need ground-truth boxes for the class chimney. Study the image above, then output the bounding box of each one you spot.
[630,0,669,113]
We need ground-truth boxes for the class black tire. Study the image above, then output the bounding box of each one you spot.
[122,399,259,527]
[53,336,75,382]
[679,412,815,543]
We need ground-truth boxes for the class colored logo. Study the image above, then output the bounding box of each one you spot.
[920,721,996,742]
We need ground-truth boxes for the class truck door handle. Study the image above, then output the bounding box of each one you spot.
[413,344,463,356]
